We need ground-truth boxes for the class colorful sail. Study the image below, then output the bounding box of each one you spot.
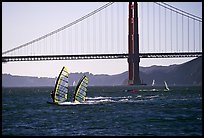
[73,75,88,103]
[53,66,69,103]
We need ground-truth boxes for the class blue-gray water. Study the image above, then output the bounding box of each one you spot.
[2,86,202,136]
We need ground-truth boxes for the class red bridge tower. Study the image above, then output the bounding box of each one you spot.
[128,2,141,85]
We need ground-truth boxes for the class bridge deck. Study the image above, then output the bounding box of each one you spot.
[2,52,202,62]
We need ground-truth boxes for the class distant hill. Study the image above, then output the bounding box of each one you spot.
[2,57,202,87]
[138,56,202,86]
[2,75,56,87]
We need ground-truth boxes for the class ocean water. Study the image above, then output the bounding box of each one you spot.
[2,86,202,136]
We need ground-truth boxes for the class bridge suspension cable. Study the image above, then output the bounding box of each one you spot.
[155,2,202,22]
[161,2,202,21]
[2,2,201,62]
[139,2,202,54]
[2,2,114,55]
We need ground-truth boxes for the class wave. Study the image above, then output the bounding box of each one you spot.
[55,95,160,106]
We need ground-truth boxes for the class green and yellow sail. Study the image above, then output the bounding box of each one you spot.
[73,75,88,103]
[53,66,69,103]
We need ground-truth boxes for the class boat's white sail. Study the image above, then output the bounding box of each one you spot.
[152,80,155,86]
[164,81,170,91]
[73,75,88,103]
[53,66,69,103]
[73,81,76,86]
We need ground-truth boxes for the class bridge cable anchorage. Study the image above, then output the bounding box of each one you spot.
[2,2,114,55]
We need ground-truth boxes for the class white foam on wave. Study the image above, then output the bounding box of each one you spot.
[145,95,159,99]
[56,95,160,105]
[86,96,112,100]
[57,102,83,105]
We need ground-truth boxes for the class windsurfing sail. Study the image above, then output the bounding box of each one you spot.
[164,81,170,91]
[53,66,69,103]
[73,75,88,103]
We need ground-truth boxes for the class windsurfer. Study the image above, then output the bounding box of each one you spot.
[50,91,55,102]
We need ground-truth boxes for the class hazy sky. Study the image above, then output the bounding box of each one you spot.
[2,2,202,78]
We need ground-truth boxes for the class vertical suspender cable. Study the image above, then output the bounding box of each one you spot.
[182,14,183,52]
[176,12,178,52]
[188,17,189,52]
[117,3,120,53]
[81,21,84,53]
[45,36,47,55]
[111,4,113,53]
[105,6,107,53]
[56,33,58,54]
[99,11,101,53]
[86,20,88,54]
[59,31,60,54]
[141,2,143,52]
[30,41,32,56]
[171,10,172,52]
[147,2,149,52]
[110,5,112,53]
[159,3,160,52]
[58,32,60,54]
[76,25,78,54]
[52,34,54,55]
[70,27,72,54]
[93,15,95,53]
[199,22,201,51]
[122,2,125,53]
[153,3,155,53]
[64,30,66,54]
[50,34,51,55]
[165,8,166,52]
[193,19,195,51]
[87,18,89,54]
[78,22,81,53]
[123,3,128,53]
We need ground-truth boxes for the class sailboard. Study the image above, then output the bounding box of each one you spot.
[47,66,69,104]
[164,81,170,91]
[73,75,88,103]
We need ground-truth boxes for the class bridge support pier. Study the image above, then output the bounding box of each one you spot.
[128,2,141,85]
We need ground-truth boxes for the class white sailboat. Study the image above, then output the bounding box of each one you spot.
[164,81,170,91]
[73,81,76,86]
[150,79,158,91]
[152,80,155,87]
[152,80,155,86]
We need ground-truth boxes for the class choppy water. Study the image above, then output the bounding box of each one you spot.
[2,86,202,136]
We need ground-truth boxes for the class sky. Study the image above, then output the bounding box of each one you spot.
[2,2,202,78]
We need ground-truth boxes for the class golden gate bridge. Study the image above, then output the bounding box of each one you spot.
[2,2,202,85]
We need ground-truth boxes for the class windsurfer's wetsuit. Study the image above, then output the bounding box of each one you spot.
[50,91,55,102]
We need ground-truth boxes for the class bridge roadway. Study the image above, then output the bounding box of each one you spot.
[2,52,202,62]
